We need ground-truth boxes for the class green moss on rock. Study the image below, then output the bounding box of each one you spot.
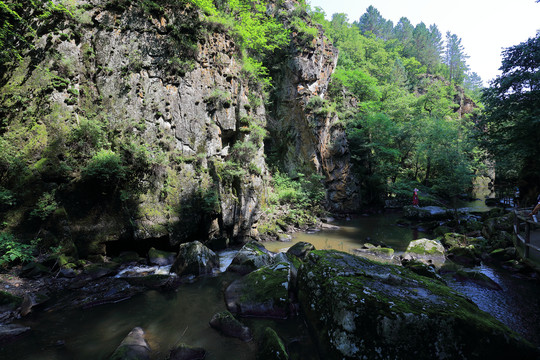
[297,250,538,360]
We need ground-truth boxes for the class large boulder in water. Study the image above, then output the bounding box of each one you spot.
[225,262,291,319]
[109,327,150,360]
[297,250,538,360]
[402,238,446,267]
[170,241,219,277]
[226,240,272,274]
[403,205,452,220]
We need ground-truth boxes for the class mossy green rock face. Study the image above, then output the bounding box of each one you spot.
[109,327,150,360]
[297,250,538,360]
[256,327,289,360]
[227,240,272,275]
[170,241,219,277]
[226,262,290,319]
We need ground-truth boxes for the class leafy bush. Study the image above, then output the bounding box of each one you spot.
[270,171,325,210]
[82,149,125,184]
[0,233,35,267]
[30,191,58,220]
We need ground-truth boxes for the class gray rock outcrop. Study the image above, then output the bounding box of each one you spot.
[297,250,538,360]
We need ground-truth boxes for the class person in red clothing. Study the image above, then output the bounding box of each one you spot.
[412,188,419,206]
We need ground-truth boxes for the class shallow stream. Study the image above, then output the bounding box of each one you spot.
[2,207,540,359]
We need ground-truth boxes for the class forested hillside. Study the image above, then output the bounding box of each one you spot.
[307,5,485,205]
[0,0,537,266]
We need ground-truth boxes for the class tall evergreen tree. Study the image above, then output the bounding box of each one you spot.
[392,17,415,57]
[444,31,469,84]
[355,6,393,40]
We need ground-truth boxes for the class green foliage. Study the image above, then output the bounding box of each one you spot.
[82,149,125,184]
[481,33,540,192]
[269,171,325,210]
[0,232,35,266]
[30,191,58,220]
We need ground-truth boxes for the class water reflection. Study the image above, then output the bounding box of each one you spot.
[264,212,426,254]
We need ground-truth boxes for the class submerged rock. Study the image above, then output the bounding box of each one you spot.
[170,241,219,277]
[109,327,150,360]
[209,310,252,341]
[297,250,538,360]
[257,327,289,360]
[0,324,31,342]
[225,262,291,319]
[227,241,273,275]
[168,343,206,360]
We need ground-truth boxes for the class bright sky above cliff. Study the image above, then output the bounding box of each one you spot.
[307,0,540,86]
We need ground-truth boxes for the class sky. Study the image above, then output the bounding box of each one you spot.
[307,0,540,86]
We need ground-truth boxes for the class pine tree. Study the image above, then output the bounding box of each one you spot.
[444,32,469,84]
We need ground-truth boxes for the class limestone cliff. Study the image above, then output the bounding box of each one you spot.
[0,0,357,258]
[266,2,359,213]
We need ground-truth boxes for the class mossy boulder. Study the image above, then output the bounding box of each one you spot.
[297,250,538,360]
[109,327,151,360]
[353,243,395,263]
[401,259,445,283]
[402,205,452,220]
[168,343,206,360]
[225,262,291,319]
[402,238,445,266]
[256,327,289,360]
[286,241,315,259]
[170,241,219,277]
[440,233,482,267]
[482,213,514,238]
[209,310,252,341]
[148,247,176,266]
[227,240,272,275]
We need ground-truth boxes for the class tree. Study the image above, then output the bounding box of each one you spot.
[355,6,393,40]
[481,33,540,196]
[463,71,484,102]
[444,32,469,84]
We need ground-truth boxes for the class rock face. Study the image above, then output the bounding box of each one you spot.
[297,250,538,360]
[0,0,359,257]
[266,2,359,213]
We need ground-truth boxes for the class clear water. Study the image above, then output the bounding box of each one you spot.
[264,212,425,254]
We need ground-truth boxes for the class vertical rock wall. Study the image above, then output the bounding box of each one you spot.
[267,2,359,213]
